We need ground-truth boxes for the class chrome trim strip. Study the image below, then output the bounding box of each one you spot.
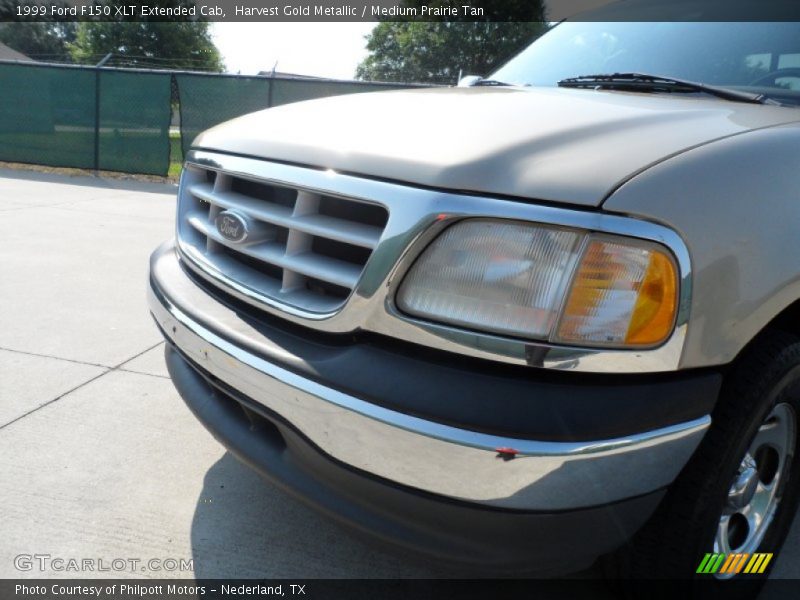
[150,241,709,510]
[178,150,692,373]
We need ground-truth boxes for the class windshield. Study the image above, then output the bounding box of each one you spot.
[492,22,800,105]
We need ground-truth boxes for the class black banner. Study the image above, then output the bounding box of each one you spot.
[4,579,800,600]
[2,0,800,23]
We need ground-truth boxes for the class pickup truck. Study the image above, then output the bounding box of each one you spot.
[149,20,800,591]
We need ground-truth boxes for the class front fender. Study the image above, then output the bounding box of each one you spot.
[604,120,800,369]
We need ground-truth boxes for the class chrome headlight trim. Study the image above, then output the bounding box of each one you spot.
[179,149,691,373]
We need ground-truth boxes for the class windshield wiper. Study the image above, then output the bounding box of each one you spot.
[558,72,775,105]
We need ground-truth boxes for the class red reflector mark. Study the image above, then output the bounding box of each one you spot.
[495,447,520,461]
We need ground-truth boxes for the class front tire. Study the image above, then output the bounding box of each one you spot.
[612,330,800,598]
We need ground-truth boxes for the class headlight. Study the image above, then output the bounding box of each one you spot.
[396,219,679,348]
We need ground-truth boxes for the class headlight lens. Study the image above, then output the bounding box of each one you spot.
[396,220,679,348]
[396,220,583,339]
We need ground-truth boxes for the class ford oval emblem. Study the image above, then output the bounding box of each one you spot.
[215,210,249,243]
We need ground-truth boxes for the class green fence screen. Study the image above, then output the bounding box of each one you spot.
[98,70,172,174]
[0,61,424,176]
[0,63,172,176]
[0,63,96,169]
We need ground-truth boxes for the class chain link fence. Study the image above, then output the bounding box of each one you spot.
[0,61,423,177]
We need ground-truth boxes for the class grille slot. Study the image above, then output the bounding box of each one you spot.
[178,164,389,313]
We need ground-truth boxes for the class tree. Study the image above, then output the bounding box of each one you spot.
[0,22,77,60]
[356,1,548,84]
[0,0,76,60]
[69,1,223,71]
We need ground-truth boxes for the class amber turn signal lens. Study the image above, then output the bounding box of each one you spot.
[555,238,678,347]
[625,250,678,344]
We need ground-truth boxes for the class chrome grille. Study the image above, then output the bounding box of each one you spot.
[177,163,389,314]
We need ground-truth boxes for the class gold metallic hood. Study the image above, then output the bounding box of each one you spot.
[192,85,799,207]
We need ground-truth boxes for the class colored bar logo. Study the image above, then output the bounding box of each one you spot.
[696,553,773,575]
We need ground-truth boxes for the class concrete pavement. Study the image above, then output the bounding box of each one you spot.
[0,169,797,587]
[0,170,449,580]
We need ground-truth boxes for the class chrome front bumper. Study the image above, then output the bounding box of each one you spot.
[149,240,710,511]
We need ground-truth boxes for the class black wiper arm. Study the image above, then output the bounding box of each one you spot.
[558,72,773,105]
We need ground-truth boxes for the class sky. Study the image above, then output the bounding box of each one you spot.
[212,23,377,79]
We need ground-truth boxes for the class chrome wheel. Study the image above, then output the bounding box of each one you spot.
[713,402,796,578]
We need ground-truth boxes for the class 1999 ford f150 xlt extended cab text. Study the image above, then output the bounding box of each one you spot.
[149,20,800,589]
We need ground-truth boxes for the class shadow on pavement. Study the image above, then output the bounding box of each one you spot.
[189,453,461,579]
[0,166,176,195]
[188,453,616,600]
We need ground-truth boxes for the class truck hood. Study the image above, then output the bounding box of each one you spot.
[193,86,798,207]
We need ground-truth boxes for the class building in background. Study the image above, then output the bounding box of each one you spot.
[0,41,32,61]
